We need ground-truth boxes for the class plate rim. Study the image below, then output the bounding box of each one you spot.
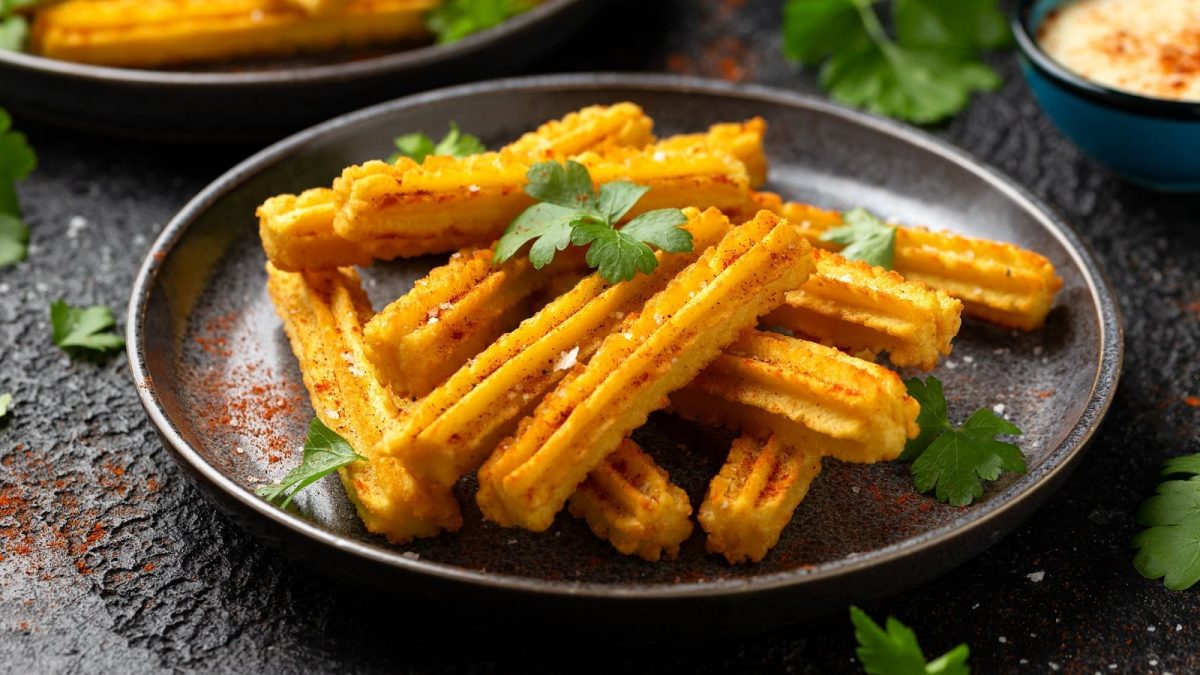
[127,73,1124,600]
[0,0,585,87]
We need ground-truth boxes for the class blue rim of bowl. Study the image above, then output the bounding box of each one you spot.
[127,73,1124,600]
[0,0,583,86]
[1013,0,1200,121]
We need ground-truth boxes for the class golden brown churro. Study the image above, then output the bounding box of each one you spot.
[32,0,436,68]
[699,434,822,564]
[476,210,816,532]
[259,103,658,273]
[375,208,734,488]
[265,263,461,543]
[754,194,1063,330]
[672,331,919,464]
[772,249,963,370]
[569,439,694,562]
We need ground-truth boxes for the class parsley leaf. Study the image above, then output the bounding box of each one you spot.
[903,376,1026,507]
[894,0,1011,55]
[851,606,971,675]
[0,15,24,51]
[426,0,534,44]
[50,300,126,354]
[821,208,897,269]
[0,212,28,267]
[1132,453,1200,590]
[256,418,366,509]
[389,121,485,163]
[783,0,1005,124]
[0,0,38,52]
[0,106,34,266]
[0,107,35,268]
[493,161,692,283]
[0,392,11,418]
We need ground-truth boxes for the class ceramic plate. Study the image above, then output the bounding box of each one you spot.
[0,0,599,141]
[127,74,1122,633]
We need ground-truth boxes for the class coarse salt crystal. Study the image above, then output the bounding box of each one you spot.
[427,316,439,325]
[326,409,340,420]
[401,551,420,560]
[994,403,1007,416]
[468,184,481,193]
[1027,570,1044,582]
[554,346,579,371]
[652,151,666,162]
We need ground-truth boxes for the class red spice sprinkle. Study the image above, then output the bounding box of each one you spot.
[1185,396,1200,408]
[143,563,156,572]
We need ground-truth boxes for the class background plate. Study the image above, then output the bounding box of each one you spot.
[0,0,599,141]
[127,74,1122,633]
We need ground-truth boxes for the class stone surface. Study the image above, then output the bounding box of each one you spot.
[1,0,1198,672]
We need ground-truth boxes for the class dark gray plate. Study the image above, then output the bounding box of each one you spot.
[0,0,598,141]
[127,74,1122,634]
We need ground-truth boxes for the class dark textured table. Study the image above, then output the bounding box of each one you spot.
[2,1,1198,672]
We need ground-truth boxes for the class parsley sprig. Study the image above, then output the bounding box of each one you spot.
[902,376,1025,507]
[1133,453,1200,590]
[823,208,897,269]
[783,0,1009,124]
[851,606,970,674]
[389,121,485,164]
[493,160,693,283]
[0,107,35,268]
[50,300,125,355]
[426,0,534,44]
[0,0,39,51]
[257,418,365,509]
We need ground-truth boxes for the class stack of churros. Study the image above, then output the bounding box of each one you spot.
[259,103,1062,564]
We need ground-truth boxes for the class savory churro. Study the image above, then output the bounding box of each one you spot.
[476,210,815,531]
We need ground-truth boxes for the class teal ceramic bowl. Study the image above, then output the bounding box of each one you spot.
[1014,0,1200,191]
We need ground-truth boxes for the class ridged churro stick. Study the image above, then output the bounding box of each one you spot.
[568,439,694,562]
[31,0,436,68]
[332,145,751,261]
[260,103,657,273]
[364,250,543,397]
[773,249,963,370]
[672,331,920,464]
[654,117,768,187]
[755,194,1063,330]
[376,208,735,487]
[699,434,822,564]
[477,210,816,532]
[264,264,462,543]
[502,102,656,160]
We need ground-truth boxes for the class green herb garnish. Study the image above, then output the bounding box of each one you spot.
[0,392,11,418]
[426,0,534,44]
[902,376,1025,507]
[389,121,485,163]
[1133,453,1200,590]
[783,0,1009,124]
[0,107,35,267]
[256,418,366,509]
[822,207,897,269]
[50,300,125,354]
[493,160,692,283]
[0,0,38,52]
[851,605,971,674]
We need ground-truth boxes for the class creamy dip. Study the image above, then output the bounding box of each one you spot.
[1038,0,1200,102]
